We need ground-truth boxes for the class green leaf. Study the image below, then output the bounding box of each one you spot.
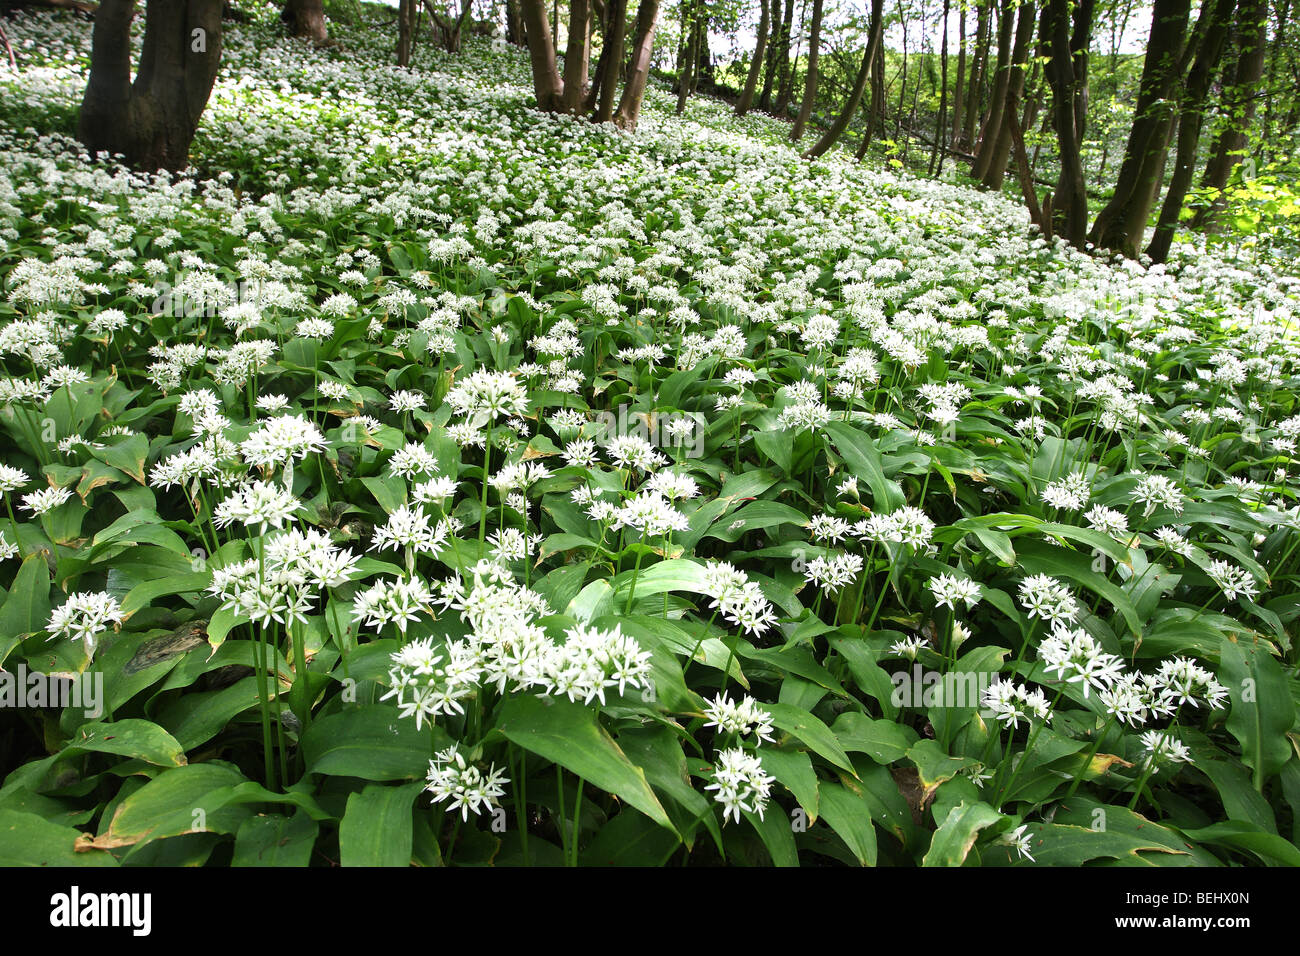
[817,781,878,865]
[757,747,819,823]
[1220,636,1295,790]
[63,719,186,768]
[232,813,319,867]
[1179,821,1300,867]
[923,801,1004,867]
[0,810,116,866]
[90,762,251,850]
[339,783,423,867]
[302,705,438,781]
[0,554,51,664]
[823,421,906,511]
[495,694,675,833]
[765,702,856,774]
[832,712,918,765]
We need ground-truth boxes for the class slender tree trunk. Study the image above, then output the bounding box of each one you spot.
[1044,0,1089,246]
[615,0,661,129]
[1147,0,1237,261]
[774,0,799,114]
[951,4,966,145]
[593,0,627,121]
[964,0,991,146]
[1259,0,1291,162]
[979,0,1035,189]
[1089,0,1193,255]
[971,0,1013,179]
[1191,0,1268,227]
[894,0,910,140]
[284,0,327,42]
[507,0,525,44]
[78,0,224,173]
[676,0,700,112]
[736,0,771,115]
[561,0,591,112]
[806,0,884,158]
[760,0,784,110]
[790,0,822,139]
[930,0,950,175]
[398,0,412,64]
[521,0,564,110]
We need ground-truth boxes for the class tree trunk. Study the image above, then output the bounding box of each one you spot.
[951,5,966,146]
[1089,0,1193,255]
[520,0,563,110]
[1043,0,1092,246]
[398,0,412,64]
[1191,0,1268,227]
[790,0,822,139]
[78,0,224,173]
[615,0,660,129]
[759,0,783,110]
[773,0,798,114]
[964,0,990,147]
[507,0,525,44]
[979,0,1035,190]
[675,0,699,112]
[284,0,327,42]
[1147,0,1237,261]
[805,0,884,158]
[592,0,627,121]
[561,0,591,112]
[736,0,770,115]
[971,0,1014,180]
[929,0,950,176]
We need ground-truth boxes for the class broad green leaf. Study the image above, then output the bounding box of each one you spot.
[302,705,438,781]
[339,782,423,867]
[495,694,675,832]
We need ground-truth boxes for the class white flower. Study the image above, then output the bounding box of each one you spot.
[1000,824,1035,862]
[20,486,74,515]
[47,591,124,658]
[703,693,776,744]
[705,747,776,823]
[425,745,509,820]
[1205,559,1259,603]
[213,481,301,532]
[445,369,528,421]
[928,573,981,610]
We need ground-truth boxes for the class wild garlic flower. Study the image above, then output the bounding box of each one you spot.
[1041,472,1092,511]
[615,491,689,537]
[352,577,434,634]
[240,413,328,471]
[1037,625,1124,698]
[928,573,982,610]
[705,748,776,823]
[1131,474,1186,517]
[999,824,1035,862]
[426,745,509,820]
[1017,574,1079,626]
[1153,656,1229,710]
[0,465,29,493]
[1138,730,1193,774]
[213,481,300,532]
[20,486,74,516]
[445,368,528,421]
[380,637,481,729]
[1205,559,1260,603]
[703,693,776,744]
[981,680,1052,729]
[47,591,124,658]
[803,552,864,595]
